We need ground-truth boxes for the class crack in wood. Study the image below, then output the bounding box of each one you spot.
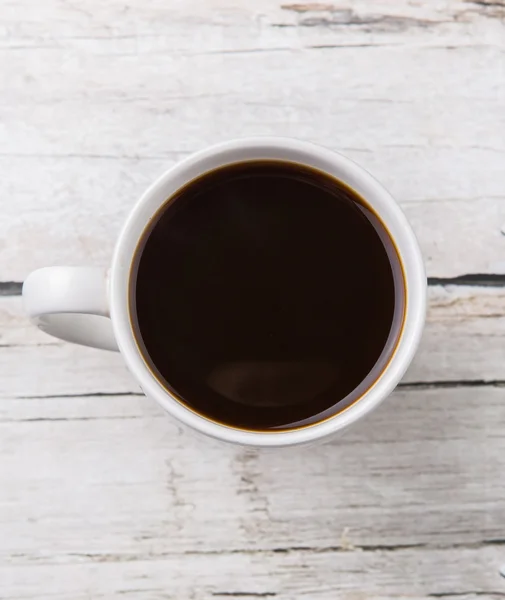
[279,1,505,26]
[0,276,501,305]
[281,2,335,10]
[277,5,446,31]
[428,593,505,598]
[307,42,399,49]
[428,274,505,287]
[4,274,505,299]
[0,281,22,296]
[15,391,144,399]
[272,542,426,553]
[398,379,505,390]
[461,0,505,18]
[12,381,505,403]
[212,594,277,598]
[44,539,500,565]
[465,0,505,8]
[0,415,145,423]
[0,342,55,348]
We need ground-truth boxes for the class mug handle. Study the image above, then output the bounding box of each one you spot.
[22,267,119,351]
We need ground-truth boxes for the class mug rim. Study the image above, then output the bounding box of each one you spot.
[109,137,426,447]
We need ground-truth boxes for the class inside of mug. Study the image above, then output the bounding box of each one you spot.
[127,159,407,432]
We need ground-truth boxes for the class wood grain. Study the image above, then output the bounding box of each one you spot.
[1,386,505,598]
[2,0,505,597]
[2,285,505,598]
[1,0,504,279]
[1,547,504,599]
[2,284,505,397]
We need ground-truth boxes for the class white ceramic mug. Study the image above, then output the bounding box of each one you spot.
[23,138,426,447]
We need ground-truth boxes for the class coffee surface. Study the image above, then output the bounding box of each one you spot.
[134,161,401,430]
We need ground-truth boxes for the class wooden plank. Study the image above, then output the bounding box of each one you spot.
[0,0,504,279]
[0,546,504,599]
[0,387,504,598]
[2,155,505,279]
[1,0,503,47]
[2,284,505,397]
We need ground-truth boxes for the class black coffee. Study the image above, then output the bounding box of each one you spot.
[134,161,403,431]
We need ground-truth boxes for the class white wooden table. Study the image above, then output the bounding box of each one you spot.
[1,1,505,597]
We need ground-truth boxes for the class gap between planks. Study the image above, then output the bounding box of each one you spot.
[4,274,505,297]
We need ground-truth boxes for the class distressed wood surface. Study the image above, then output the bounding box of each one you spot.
[1,0,505,279]
[1,0,505,598]
[3,285,505,396]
